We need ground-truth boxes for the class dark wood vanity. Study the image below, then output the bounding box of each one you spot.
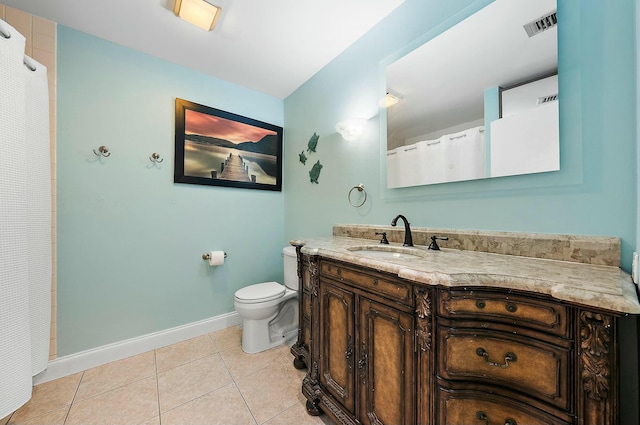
[291,242,633,425]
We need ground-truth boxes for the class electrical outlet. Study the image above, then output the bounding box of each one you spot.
[632,252,639,284]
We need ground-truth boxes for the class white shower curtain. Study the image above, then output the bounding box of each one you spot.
[25,54,52,377]
[0,19,52,418]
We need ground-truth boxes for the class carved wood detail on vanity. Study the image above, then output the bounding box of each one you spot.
[292,251,627,425]
[580,311,612,401]
[295,245,303,282]
[415,287,432,352]
[578,310,616,425]
[309,256,319,297]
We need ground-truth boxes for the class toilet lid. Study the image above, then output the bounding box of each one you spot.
[235,281,285,303]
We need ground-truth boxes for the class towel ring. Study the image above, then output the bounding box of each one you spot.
[348,184,367,208]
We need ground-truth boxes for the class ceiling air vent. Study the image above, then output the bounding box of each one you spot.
[537,93,558,105]
[524,10,557,38]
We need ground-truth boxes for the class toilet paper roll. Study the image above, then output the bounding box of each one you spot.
[208,251,225,266]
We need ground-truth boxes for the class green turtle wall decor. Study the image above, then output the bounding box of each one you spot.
[299,150,307,164]
[309,160,323,184]
[307,132,319,153]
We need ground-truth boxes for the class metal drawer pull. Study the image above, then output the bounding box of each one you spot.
[476,411,517,425]
[476,347,517,368]
[476,300,486,309]
[505,302,517,313]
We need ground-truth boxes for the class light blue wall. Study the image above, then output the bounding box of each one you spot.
[56,27,285,356]
[284,0,637,272]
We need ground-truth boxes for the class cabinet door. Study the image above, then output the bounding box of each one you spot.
[319,280,356,412]
[358,298,415,425]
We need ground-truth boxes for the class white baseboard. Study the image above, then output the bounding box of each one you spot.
[33,312,242,385]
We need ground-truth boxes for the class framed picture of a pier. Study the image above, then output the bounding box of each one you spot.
[174,98,283,191]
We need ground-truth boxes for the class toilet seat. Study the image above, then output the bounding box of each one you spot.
[235,281,285,304]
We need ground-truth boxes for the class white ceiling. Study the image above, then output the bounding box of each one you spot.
[3,0,405,99]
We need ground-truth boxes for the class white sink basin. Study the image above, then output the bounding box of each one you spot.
[347,245,424,260]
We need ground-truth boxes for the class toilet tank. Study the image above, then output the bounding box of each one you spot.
[283,246,298,290]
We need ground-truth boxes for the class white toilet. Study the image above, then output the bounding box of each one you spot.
[234,246,299,354]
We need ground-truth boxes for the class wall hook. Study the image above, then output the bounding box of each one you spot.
[93,146,111,157]
[149,152,164,163]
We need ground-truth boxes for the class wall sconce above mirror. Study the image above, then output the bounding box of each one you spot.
[381,93,401,108]
[385,0,558,189]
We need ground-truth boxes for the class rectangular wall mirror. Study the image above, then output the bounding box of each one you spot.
[385,0,558,189]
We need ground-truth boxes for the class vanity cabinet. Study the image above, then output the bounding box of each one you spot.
[302,259,416,425]
[296,252,622,425]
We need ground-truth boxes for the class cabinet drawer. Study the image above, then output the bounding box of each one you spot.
[438,327,570,410]
[439,290,569,337]
[437,386,571,425]
[321,261,413,305]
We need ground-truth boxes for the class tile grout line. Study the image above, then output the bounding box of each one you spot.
[21,333,305,425]
[257,347,307,425]
[232,379,260,425]
[156,334,220,375]
[154,349,161,425]
[154,332,235,419]
[62,370,84,425]
[67,360,157,407]
[232,344,299,425]
[215,332,262,425]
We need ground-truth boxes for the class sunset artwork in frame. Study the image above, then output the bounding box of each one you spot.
[174,98,283,191]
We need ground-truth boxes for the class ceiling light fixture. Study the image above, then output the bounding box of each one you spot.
[174,0,222,31]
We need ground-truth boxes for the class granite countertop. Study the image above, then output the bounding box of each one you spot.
[292,236,640,314]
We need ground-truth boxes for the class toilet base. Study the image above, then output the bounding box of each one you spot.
[242,325,297,354]
[240,297,298,354]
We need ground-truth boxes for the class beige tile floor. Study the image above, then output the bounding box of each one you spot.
[2,326,333,425]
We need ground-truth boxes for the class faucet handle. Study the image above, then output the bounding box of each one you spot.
[428,236,449,251]
[375,232,389,245]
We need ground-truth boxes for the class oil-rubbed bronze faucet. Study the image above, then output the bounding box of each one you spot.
[428,235,449,250]
[375,232,389,244]
[391,215,413,246]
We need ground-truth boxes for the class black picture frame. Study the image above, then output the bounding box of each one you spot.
[174,98,283,191]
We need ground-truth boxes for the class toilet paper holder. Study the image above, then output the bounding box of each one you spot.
[202,252,228,260]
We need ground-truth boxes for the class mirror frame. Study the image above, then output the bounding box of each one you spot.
[378,0,582,201]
